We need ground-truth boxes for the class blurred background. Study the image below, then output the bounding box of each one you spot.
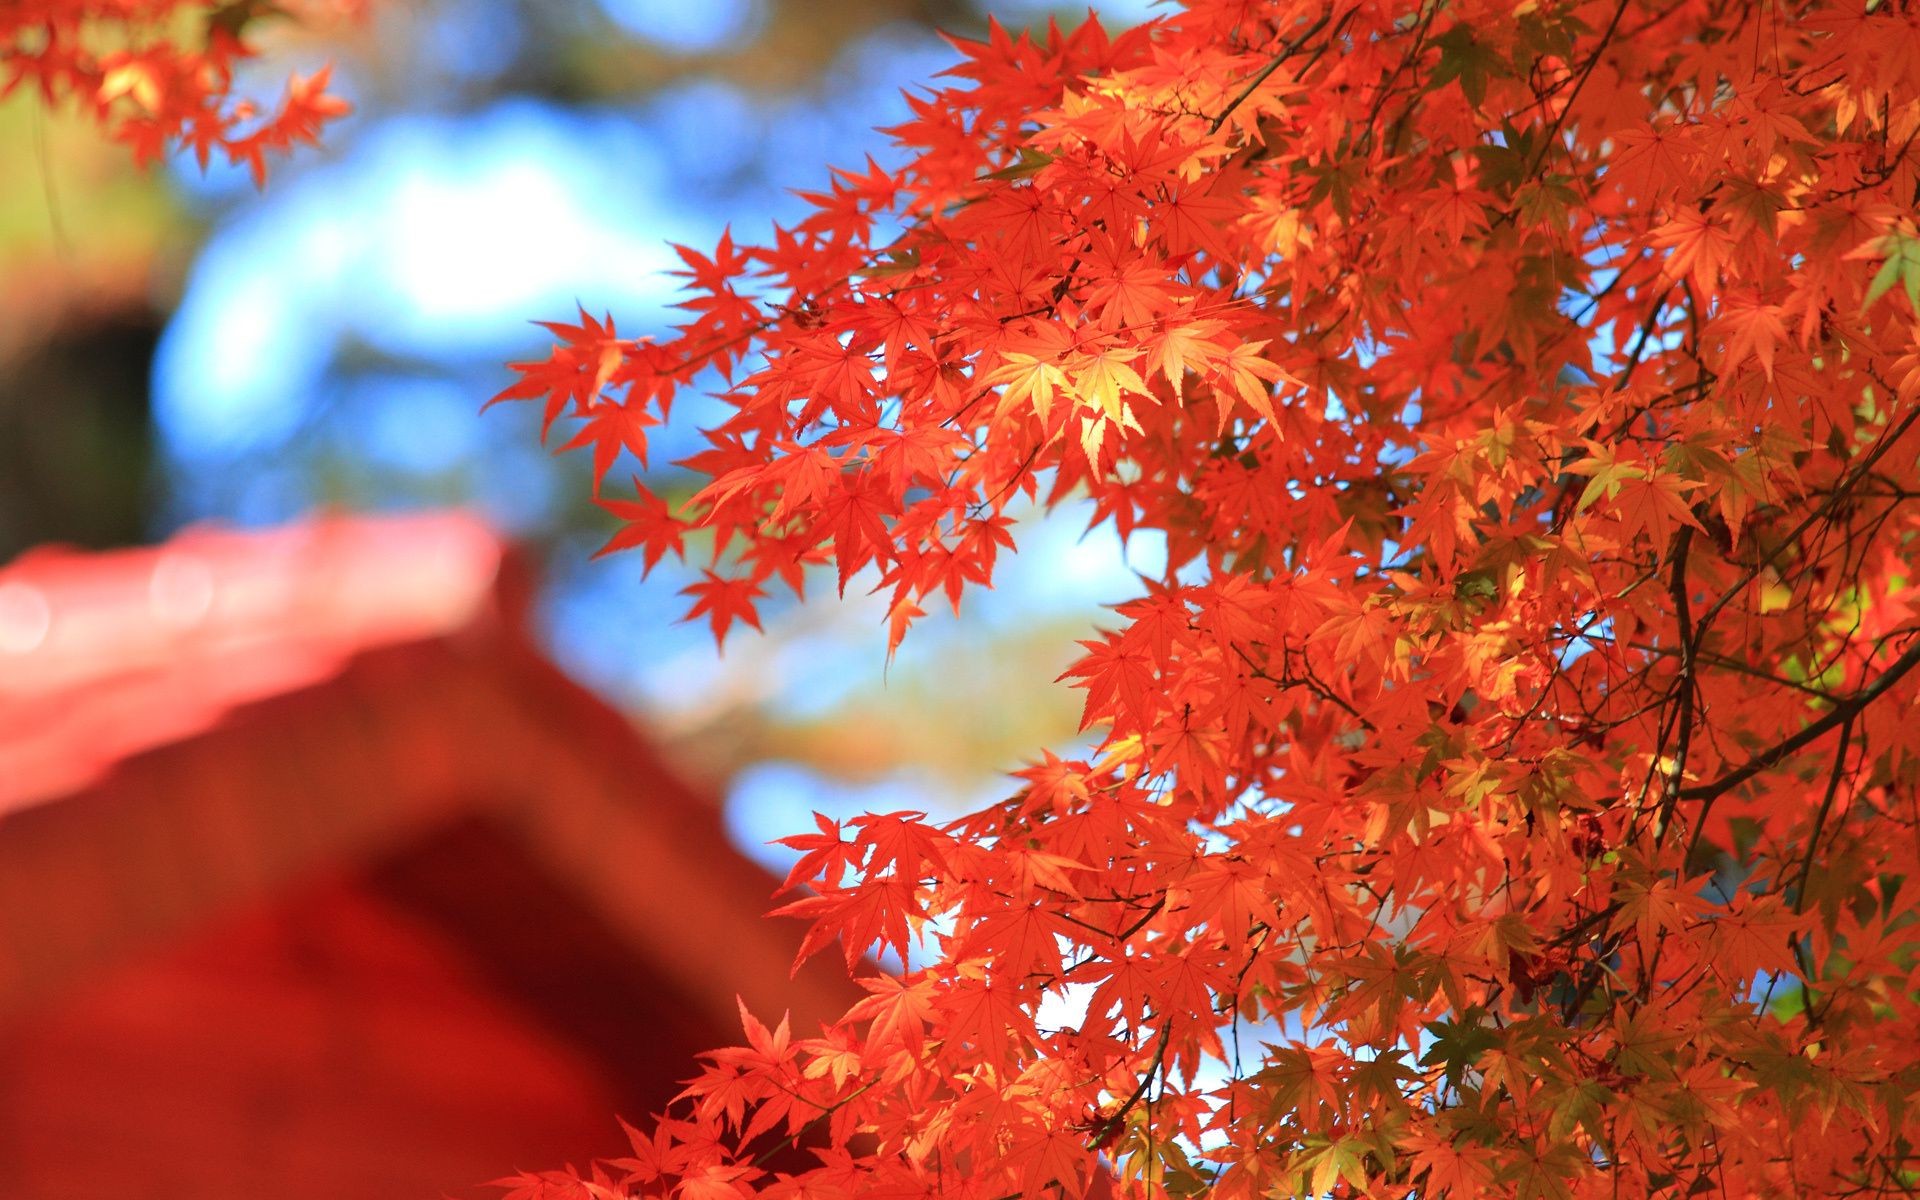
[0,1,1160,1196]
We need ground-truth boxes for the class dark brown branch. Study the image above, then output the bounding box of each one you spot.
[1085,1021,1173,1150]
[1679,636,1920,803]
[1791,717,1854,915]
[1523,0,1633,179]
[1655,524,1697,839]
[1208,10,1344,135]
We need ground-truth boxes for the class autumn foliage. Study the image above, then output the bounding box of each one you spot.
[2,0,353,184]
[494,0,1920,1196]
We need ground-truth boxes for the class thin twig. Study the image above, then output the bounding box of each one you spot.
[1208,10,1345,135]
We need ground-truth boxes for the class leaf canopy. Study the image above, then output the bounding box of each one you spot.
[493,2,1920,1197]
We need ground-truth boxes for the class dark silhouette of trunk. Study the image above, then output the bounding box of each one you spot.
[0,306,160,562]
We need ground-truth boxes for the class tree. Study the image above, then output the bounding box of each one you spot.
[499,1,1920,1196]
[3,0,353,185]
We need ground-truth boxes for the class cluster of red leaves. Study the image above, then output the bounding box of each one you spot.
[2,0,356,184]
[495,1,1920,1197]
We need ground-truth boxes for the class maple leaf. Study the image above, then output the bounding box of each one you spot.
[491,308,631,438]
[680,571,765,648]
[816,477,894,594]
[1004,1120,1089,1198]
[1012,749,1094,816]
[884,597,924,668]
[672,228,752,295]
[849,810,950,880]
[593,481,686,576]
[489,1169,623,1200]
[1059,632,1158,731]
[1713,296,1789,379]
[1610,871,1710,948]
[986,325,1076,424]
[1084,241,1174,329]
[776,874,921,973]
[970,898,1075,982]
[800,1027,865,1091]
[1213,339,1295,428]
[775,812,856,891]
[675,1163,759,1200]
[846,973,937,1057]
[561,400,660,490]
[991,352,1067,424]
[1067,343,1152,429]
[1704,893,1803,987]
[1296,1135,1372,1199]
[608,1116,690,1186]
[1401,1123,1496,1197]
[1611,470,1704,549]
[1651,207,1737,296]
[1252,1044,1347,1125]
[1850,223,1920,313]
[1144,316,1228,400]
[1604,122,1693,202]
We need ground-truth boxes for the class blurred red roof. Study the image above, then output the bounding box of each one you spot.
[0,510,852,1200]
[0,510,505,808]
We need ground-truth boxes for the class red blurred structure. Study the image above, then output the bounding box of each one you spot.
[0,511,851,1200]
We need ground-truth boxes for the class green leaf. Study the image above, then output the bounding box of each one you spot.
[1296,1135,1372,1197]
[983,147,1053,181]
[1422,1011,1498,1088]
[1862,229,1920,312]
[859,247,921,279]
[1547,1078,1614,1143]
[1429,23,1510,109]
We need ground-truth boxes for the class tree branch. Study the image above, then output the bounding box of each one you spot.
[1208,9,1345,135]
[1678,636,1920,803]
[1654,523,1697,839]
